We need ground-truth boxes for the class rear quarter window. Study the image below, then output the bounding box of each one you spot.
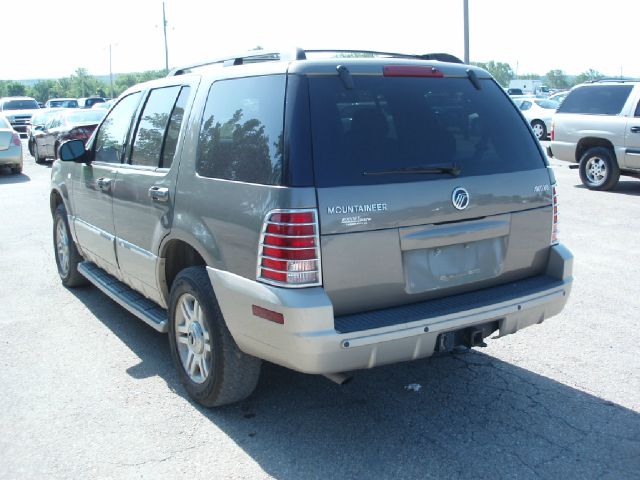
[197,75,285,185]
[308,76,545,187]
[558,85,633,115]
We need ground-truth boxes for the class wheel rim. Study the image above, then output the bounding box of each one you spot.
[55,219,70,277]
[585,156,607,186]
[532,123,544,139]
[175,293,212,384]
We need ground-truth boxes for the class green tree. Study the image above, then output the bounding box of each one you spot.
[28,80,58,102]
[6,81,27,96]
[545,69,569,89]
[518,73,540,80]
[472,61,514,87]
[573,69,604,85]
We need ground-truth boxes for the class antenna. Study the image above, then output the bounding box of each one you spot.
[162,2,169,73]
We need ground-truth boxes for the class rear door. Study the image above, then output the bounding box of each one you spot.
[307,72,554,315]
[624,91,640,169]
[112,83,194,302]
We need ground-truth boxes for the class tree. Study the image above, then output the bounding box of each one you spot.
[6,81,26,96]
[518,73,540,80]
[545,69,569,89]
[573,69,604,85]
[472,61,514,87]
[28,80,58,102]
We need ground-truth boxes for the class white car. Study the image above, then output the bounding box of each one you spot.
[512,97,559,140]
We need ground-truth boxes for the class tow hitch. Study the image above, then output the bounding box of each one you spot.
[434,321,499,353]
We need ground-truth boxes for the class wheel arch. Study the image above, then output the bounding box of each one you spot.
[576,137,616,163]
[158,238,211,305]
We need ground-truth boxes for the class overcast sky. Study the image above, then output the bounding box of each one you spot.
[3,0,638,80]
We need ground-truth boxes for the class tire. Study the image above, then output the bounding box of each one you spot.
[11,165,22,175]
[531,120,547,140]
[34,141,44,164]
[53,204,88,287]
[578,147,620,191]
[168,266,261,407]
[28,139,34,156]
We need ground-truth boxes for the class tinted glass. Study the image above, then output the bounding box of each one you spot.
[161,86,190,169]
[309,77,545,187]
[129,86,181,167]
[635,101,640,117]
[558,85,633,115]
[2,99,39,110]
[519,101,532,111]
[197,75,285,185]
[94,92,141,164]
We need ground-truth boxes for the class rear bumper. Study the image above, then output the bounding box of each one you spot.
[208,244,573,374]
[0,147,23,165]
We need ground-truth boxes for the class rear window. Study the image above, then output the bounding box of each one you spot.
[558,85,633,115]
[308,76,544,187]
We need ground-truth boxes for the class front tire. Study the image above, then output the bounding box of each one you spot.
[53,204,88,287]
[34,141,44,164]
[579,147,620,191]
[531,120,547,140]
[168,267,261,407]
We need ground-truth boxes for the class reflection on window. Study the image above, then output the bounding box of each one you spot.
[94,92,141,164]
[197,75,285,185]
[161,86,190,168]
[130,86,181,167]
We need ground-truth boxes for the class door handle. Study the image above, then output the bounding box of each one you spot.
[148,186,170,202]
[96,177,112,192]
[630,126,640,133]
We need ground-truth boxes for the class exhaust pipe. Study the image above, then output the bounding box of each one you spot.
[323,372,353,385]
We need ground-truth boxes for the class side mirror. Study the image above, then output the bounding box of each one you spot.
[59,139,89,164]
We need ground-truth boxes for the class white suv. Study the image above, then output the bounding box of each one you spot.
[550,80,640,190]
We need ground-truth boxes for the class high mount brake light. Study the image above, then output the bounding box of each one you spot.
[551,186,559,244]
[383,65,444,78]
[257,209,322,287]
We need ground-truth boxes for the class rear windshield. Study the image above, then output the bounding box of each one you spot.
[65,110,105,124]
[49,99,79,108]
[558,85,633,115]
[308,76,545,187]
[2,99,39,110]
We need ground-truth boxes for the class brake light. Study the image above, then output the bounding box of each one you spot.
[257,209,322,287]
[11,132,20,146]
[550,120,555,141]
[66,127,91,141]
[383,65,443,78]
[551,186,559,244]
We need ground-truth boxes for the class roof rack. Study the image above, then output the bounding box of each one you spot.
[587,77,640,83]
[168,48,463,76]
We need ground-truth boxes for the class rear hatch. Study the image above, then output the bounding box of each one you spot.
[306,67,554,315]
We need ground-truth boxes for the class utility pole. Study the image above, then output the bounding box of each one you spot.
[463,0,470,63]
[163,2,169,73]
[109,44,114,99]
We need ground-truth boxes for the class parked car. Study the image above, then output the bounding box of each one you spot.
[0,115,23,174]
[550,80,640,190]
[507,88,524,96]
[548,91,569,106]
[91,99,114,110]
[33,109,105,163]
[512,97,559,140]
[27,108,63,156]
[51,48,573,407]
[44,98,79,108]
[0,97,40,136]
[77,97,105,109]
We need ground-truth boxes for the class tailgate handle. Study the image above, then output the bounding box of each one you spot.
[148,186,169,202]
[630,126,640,133]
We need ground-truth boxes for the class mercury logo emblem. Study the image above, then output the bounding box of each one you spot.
[452,187,470,210]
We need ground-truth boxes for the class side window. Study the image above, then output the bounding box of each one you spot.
[161,86,190,169]
[634,100,640,117]
[558,85,633,115]
[197,75,285,185]
[129,86,181,167]
[520,101,532,111]
[94,92,142,164]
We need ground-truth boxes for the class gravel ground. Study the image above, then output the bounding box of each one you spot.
[0,142,638,479]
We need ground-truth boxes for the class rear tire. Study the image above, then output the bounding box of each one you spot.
[168,266,261,407]
[53,204,88,287]
[34,142,44,164]
[531,120,547,140]
[11,165,22,174]
[579,147,620,191]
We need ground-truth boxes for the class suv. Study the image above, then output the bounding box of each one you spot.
[51,49,573,407]
[550,80,640,190]
[0,96,40,136]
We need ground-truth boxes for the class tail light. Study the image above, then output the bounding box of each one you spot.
[11,133,21,146]
[550,120,555,141]
[66,127,91,141]
[551,185,559,244]
[257,209,322,287]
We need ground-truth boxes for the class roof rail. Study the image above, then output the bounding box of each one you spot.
[587,77,640,83]
[168,48,464,76]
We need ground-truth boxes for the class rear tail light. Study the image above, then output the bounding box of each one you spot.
[66,127,91,141]
[11,133,21,146]
[257,209,322,287]
[550,120,555,141]
[551,185,559,244]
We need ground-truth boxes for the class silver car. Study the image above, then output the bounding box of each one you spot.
[513,97,559,140]
[0,115,23,174]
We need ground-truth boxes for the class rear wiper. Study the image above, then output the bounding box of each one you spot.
[363,164,461,176]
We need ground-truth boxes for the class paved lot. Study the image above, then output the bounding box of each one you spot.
[0,142,639,479]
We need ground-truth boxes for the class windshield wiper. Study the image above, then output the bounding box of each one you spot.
[363,164,461,176]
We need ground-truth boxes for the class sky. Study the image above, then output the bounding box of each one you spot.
[3,0,638,80]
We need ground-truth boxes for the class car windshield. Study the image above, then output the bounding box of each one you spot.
[2,99,39,110]
[65,110,105,124]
